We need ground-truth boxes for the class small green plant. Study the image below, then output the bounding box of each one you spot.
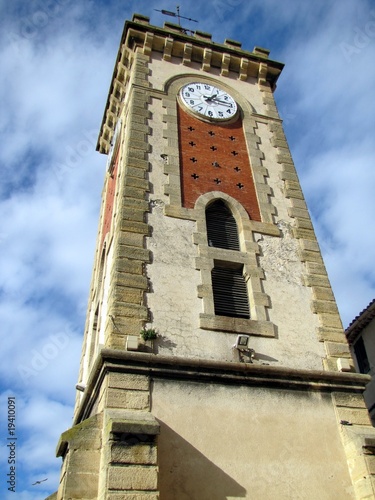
[140,328,158,341]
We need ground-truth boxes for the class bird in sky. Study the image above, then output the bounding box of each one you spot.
[32,478,48,485]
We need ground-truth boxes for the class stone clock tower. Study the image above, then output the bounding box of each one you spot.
[53,14,375,500]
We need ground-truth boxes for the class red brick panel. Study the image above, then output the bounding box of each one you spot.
[177,106,261,221]
[101,151,119,248]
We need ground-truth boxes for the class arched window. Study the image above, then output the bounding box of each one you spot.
[211,265,250,319]
[206,200,240,251]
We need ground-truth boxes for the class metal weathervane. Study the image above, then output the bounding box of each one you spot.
[154,5,198,34]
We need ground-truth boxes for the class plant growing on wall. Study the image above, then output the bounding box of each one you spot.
[140,328,158,341]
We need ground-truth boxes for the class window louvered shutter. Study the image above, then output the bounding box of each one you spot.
[354,337,370,374]
[206,200,240,251]
[212,267,250,319]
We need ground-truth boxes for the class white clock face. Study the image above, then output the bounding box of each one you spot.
[179,82,238,121]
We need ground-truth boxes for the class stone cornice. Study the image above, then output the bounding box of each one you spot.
[75,348,370,424]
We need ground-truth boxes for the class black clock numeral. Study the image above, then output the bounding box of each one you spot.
[188,87,194,92]
[184,92,190,98]
[198,106,203,111]
[189,100,196,105]
[204,84,211,90]
[196,85,201,90]
[218,112,224,117]
[227,109,232,114]
[208,110,213,117]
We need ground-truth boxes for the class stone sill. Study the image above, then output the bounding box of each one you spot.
[200,313,276,337]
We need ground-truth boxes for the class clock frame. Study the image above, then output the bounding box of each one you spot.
[179,82,238,122]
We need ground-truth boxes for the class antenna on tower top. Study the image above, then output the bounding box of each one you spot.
[154,5,198,34]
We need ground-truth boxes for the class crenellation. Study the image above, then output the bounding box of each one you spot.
[221,52,230,76]
[182,43,192,65]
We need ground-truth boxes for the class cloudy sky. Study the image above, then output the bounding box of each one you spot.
[1,0,375,497]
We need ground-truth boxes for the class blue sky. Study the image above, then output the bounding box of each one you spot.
[1,0,375,497]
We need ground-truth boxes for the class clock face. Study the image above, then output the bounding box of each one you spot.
[179,82,238,121]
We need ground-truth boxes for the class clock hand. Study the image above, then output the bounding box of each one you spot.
[209,97,233,107]
[203,93,218,102]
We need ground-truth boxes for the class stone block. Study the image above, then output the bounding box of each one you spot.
[125,177,150,191]
[106,388,150,410]
[337,358,352,372]
[352,476,375,499]
[108,465,158,491]
[129,130,147,143]
[284,188,304,200]
[299,239,320,252]
[299,250,323,263]
[119,220,149,235]
[109,302,148,320]
[280,170,298,182]
[124,156,149,170]
[68,449,101,473]
[113,259,143,275]
[337,407,372,426]
[105,317,143,338]
[306,262,327,275]
[271,137,288,149]
[290,198,307,210]
[312,300,339,314]
[112,271,148,290]
[123,197,149,211]
[107,494,159,500]
[325,341,351,358]
[123,186,147,202]
[127,147,147,160]
[64,472,99,498]
[348,455,372,482]
[365,455,375,475]
[317,327,346,343]
[281,163,297,174]
[127,166,147,179]
[304,274,330,288]
[295,218,313,230]
[120,208,146,223]
[110,288,143,305]
[284,179,301,191]
[113,258,143,276]
[319,312,343,329]
[120,247,150,262]
[292,227,315,240]
[111,443,157,465]
[115,232,145,249]
[108,373,149,391]
[287,206,310,219]
[332,392,367,409]
[312,286,334,301]
[57,414,102,455]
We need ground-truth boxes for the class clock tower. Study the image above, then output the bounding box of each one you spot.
[54,14,375,500]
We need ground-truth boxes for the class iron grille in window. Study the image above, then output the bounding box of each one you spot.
[206,200,240,251]
[211,267,250,319]
[354,336,370,374]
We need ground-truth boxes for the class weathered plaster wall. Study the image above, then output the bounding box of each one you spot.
[145,61,324,370]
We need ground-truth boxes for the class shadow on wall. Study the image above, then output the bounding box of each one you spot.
[157,421,246,499]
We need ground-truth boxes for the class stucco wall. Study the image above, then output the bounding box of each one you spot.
[152,378,354,500]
